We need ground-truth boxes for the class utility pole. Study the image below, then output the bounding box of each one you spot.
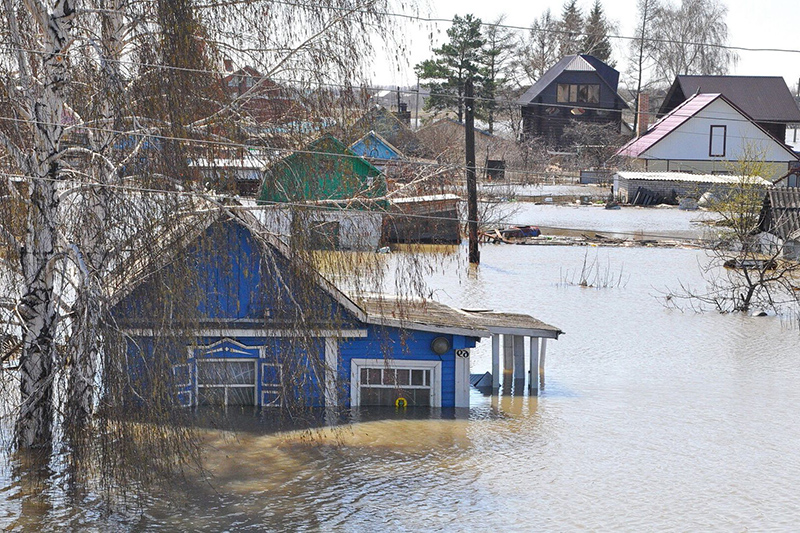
[465,77,479,265]
[415,75,420,130]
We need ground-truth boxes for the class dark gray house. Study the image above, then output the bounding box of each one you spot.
[518,54,628,148]
[658,76,800,144]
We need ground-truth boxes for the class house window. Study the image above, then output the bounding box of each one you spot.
[197,359,257,406]
[709,125,726,157]
[350,359,441,407]
[261,362,282,406]
[556,83,600,104]
[486,159,506,180]
[787,173,798,188]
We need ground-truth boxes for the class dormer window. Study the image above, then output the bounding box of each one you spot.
[557,83,600,104]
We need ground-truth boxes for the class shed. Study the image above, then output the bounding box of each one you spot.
[613,171,771,205]
[757,188,800,260]
[382,193,462,244]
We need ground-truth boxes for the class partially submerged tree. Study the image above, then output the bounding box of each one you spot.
[667,150,800,316]
[0,0,413,488]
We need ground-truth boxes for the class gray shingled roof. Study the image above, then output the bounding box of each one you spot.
[666,76,800,123]
[357,295,489,337]
[461,310,563,339]
[356,295,563,339]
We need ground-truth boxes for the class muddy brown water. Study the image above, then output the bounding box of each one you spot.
[2,208,799,531]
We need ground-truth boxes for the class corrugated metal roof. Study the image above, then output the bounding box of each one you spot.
[760,188,800,240]
[617,93,720,158]
[673,76,800,123]
[615,171,773,186]
[390,194,461,204]
[563,55,595,72]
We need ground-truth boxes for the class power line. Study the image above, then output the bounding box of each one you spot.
[0,107,793,182]
[198,0,800,57]
[1,167,719,243]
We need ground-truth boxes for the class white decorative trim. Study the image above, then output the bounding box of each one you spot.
[324,338,338,408]
[454,348,470,408]
[350,358,441,408]
[123,328,368,338]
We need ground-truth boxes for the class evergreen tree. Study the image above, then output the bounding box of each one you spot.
[558,0,584,57]
[481,15,515,133]
[582,0,614,65]
[416,14,485,123]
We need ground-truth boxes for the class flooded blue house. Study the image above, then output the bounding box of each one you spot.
[111,213,560,410]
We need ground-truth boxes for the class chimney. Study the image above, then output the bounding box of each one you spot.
[393,101,411,126]
[636,92,650,137]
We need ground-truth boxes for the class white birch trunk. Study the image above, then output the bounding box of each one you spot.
[15,0,77,451]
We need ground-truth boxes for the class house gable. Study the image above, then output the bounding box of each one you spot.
[349,131,405,161]
[259,134,386,205]
[631,96,798,164]
[112,218,362,330]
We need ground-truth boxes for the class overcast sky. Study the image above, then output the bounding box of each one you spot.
[372,0,800,92]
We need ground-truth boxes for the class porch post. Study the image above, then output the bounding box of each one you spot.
[324,337,338,408]
[503,334,514,379]
[529,336,540,393]
[491,334,500,390]
[513,335,525,380]
[539,338,548,387]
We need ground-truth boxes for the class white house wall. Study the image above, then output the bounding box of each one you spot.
[642,99,796,179]
[258,206,382,250]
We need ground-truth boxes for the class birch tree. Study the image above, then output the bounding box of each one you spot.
[0,0,402,478]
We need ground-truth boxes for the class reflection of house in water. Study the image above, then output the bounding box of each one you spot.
[112,214,562,411]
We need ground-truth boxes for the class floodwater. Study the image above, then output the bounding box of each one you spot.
[3,206,800,531]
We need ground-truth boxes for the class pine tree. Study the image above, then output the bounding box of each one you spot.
[558,0,584,57]
[481,15,515,133]
[582,0,614,65]
[416,14,485,123]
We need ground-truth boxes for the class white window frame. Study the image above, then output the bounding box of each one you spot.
[261,361,283,407]
[196,357,258,406]
[350,358,441,408]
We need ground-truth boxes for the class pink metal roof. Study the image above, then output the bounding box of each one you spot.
[617,93,721,158]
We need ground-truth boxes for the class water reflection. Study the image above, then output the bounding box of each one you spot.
[3,240,800,530]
